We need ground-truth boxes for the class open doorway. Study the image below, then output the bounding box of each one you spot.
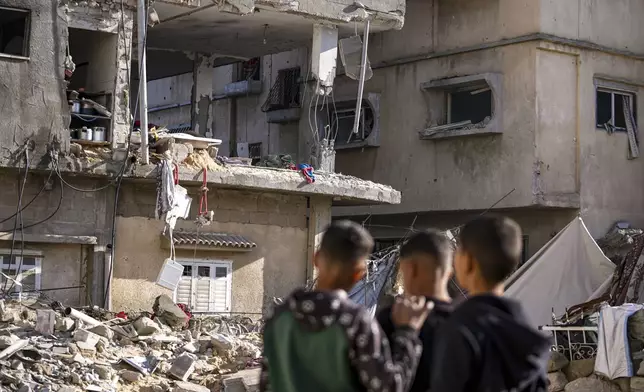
[66,28,118,145]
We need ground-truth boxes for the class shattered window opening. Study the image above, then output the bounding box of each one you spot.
[0,254,41,293]
[0,7,29,58]
[447,85,493,125]
[596,88,637,131]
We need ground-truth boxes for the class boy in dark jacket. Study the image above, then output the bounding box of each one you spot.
[377,229,453,392]
[260,220,433,392]
[430,216,551,392]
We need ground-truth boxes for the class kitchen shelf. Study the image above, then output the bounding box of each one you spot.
[71,139,110,147]
[72,113,111,120]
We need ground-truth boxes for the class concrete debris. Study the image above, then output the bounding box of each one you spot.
[134,317,162,336]
[0,299,263,392]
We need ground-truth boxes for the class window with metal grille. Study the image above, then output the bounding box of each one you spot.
[249,142,262,165]
[331,99,375,146]
[261,67,301,112]
[0,7,30,58]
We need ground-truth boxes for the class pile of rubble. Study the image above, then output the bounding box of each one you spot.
[0,295,262,392]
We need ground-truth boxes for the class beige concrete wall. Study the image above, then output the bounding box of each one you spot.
[0,241,86,306]
[112,188,310,314]
[147,73,193,127]
[334,42,539,213]
[540,0,644,53]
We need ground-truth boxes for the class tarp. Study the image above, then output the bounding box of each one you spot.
[348,251,398,318]
[505,217,616,328]
[594,303,643,379]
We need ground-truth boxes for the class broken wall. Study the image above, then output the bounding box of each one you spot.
[0,0,134,168]
[113,186,309,314]
[0,169,114,306]
[0,0,70,164]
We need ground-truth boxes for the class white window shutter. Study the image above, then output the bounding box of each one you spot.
[213,266,229,313]
[194,278,212,312]
[176,277,192,307]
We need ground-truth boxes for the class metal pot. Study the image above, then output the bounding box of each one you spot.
[93,127,106,142]
[71,101,81,114]
[80,101,94,115]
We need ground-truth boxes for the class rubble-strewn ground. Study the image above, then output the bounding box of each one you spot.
[0,296,262,392]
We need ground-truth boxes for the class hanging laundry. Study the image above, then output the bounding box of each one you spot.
[166,185,192,230]
[155,160,175,220]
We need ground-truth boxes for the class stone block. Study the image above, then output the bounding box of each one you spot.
[268,213,288,227]
[563,358,595,381]
[153,295,189,328]
[251,212,270,225]
[632,377,644,392]
[74,330,100,348]
[35,310,56,335]
[613,377,631,392]
[88,324,114,340]
[173,381,209,392]
[0,334,19,350]
[564,376,621,392]
[169,353,197,381]
[134,317,161,336]
[548,352,569,372]
[120,370,143,383]
[55,317,75,332]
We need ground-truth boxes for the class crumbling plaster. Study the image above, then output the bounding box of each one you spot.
[0,0,134,169]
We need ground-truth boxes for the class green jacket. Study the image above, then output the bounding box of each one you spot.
[260,289,421,392]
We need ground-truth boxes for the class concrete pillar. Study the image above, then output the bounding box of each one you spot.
[191,54,216,136]
[306,196,333,282]
[298,24,339,170]
[312,24,338,88]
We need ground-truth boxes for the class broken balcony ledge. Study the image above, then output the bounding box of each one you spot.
[55,162,401,206]
[157,0,405,29]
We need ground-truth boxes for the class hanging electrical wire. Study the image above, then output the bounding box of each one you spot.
[3,146,29,295]
[0,168,54,225]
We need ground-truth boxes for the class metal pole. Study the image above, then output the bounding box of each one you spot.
[104,251,113,310]
[138,0,150,165]
[351,19,370,136]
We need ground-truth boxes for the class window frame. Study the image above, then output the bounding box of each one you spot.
[173,259,232,314]
[595,87,637,132]
[0,6,31,60]
[446,85,494,125]
[0,249,42,294]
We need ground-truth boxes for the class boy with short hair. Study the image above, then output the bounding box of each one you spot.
[260,220,432,392]
[430,216,550,392]
[377,229,454,392]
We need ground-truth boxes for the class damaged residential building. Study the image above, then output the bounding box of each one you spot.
[0,0,405,315]
[151,0,644,260]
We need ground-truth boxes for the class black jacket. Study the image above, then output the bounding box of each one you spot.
[377,297,453,392]
[430,295,551,392]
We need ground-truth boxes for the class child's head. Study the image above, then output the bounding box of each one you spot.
[455,215,522,294]
[399,229,453,296]
[314,220,374,291]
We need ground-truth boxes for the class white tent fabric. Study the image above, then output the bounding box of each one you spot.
[594,303,643,379]
[505,217,616,328]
